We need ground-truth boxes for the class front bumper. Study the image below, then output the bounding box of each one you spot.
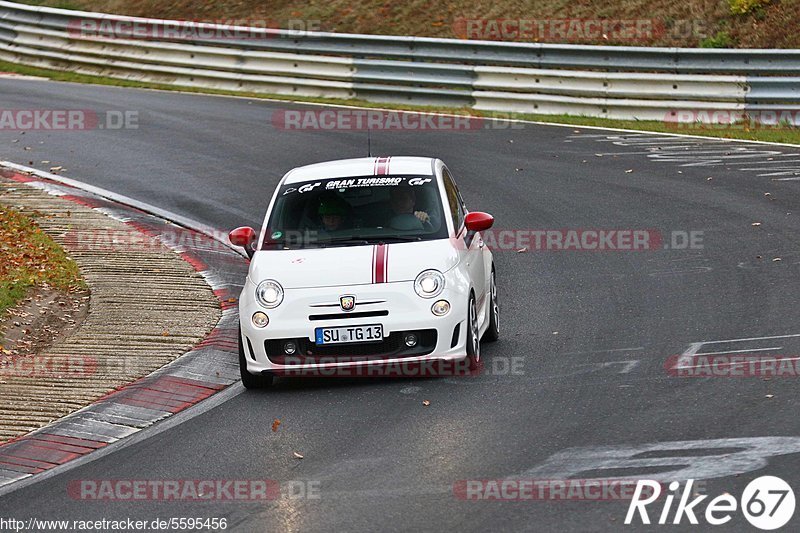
[239,279,469,375]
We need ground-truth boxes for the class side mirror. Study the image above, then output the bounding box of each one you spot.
[229,226,256,258]
[464,212,494,232]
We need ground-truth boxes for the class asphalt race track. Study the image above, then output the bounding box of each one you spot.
[2,78,800,531]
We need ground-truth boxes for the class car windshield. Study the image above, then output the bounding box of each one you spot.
[261,175,447,249]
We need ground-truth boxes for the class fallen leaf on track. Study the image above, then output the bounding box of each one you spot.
[272,419,281,432]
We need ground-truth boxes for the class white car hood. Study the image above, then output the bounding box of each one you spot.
[249,239,459,289]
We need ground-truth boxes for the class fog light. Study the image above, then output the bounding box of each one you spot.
[252,312,269,328]
[284,341,297,355]
[404,334,418,347]
[431,300,450,316]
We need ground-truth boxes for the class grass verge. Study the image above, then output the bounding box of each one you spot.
[0,59,798,145]
[16,0,800,49]
[0,206,85,318]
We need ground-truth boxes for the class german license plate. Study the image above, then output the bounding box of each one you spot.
[315,324,383,345]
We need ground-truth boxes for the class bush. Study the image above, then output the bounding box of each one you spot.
[730,0,770,15]
[700,31,734,48]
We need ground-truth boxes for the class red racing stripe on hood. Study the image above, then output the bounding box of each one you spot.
[374,156,391,176]
[372,243,388,283]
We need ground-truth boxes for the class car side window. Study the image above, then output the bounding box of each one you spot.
[442,168,465,233]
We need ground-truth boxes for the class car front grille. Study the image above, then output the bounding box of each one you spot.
[308,310,389,321]
[265,329,437,364]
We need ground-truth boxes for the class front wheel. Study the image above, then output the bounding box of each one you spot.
[466,294,481,371]
[483,269,499,342]
[239,326,275,389]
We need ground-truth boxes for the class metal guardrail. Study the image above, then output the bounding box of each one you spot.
[0,1,798,123]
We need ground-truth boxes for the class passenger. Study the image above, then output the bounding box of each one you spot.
[388,187,431,229]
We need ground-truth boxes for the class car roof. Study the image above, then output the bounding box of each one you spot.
[282,156,438,185]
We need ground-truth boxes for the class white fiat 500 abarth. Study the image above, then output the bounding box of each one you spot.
[229,156,498,388]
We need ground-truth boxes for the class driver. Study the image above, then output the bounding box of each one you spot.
[317,195,350,232]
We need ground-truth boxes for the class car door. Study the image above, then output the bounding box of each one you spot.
[442,167,487,322]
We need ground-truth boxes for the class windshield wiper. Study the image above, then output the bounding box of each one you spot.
[373,236,423,243]
[306,236,424,247]
[318,237,372,246]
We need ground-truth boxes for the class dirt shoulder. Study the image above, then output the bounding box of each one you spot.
[1,203,91,392]
[0,204,85,318]
[1,287,89,360]
[0,175,220,443]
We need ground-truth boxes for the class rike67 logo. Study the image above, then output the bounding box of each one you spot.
[625,476,795,530]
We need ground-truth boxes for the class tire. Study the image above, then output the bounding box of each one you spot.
[466,293,481,371]
[483,268,499,342]
[239,326,274,389]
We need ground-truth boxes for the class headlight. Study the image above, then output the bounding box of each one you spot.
[431,300,450,316]
[255,280,284,308]
[414,270,445,298]
[252,312,269,328]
